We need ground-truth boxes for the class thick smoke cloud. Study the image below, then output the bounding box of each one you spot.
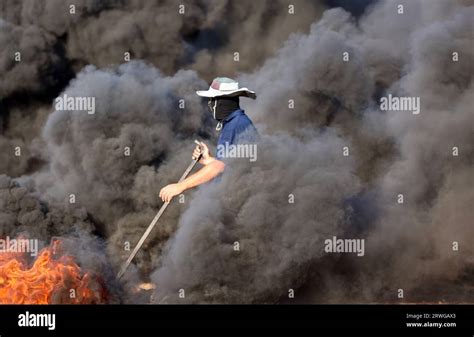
[190,0,325,80]
[0,174,91,239]
[0,0,472,304]
[355,1,474,302]
[0,0,324,99]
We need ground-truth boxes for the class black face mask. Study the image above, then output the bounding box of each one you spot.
[208,96,240,121]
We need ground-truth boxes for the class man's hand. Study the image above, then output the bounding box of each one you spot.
[193,141,214,165]
[159,183,184,203]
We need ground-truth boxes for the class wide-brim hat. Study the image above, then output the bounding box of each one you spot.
[196,77,256,99]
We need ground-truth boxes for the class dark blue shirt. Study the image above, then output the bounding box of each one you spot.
[216,109,259,160]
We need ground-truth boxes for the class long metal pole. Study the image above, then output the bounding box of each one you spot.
[117,141,201,280]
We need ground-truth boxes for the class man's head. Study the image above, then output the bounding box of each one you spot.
[197,77,256,120]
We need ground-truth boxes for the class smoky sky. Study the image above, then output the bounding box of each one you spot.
[1,0,473,304]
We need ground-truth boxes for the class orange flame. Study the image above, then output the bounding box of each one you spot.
[0,239,108,304]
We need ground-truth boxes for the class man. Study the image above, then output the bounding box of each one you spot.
[159,77,258,202]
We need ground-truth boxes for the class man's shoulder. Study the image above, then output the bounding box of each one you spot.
[228,110,254,127]
[226,112,259,143]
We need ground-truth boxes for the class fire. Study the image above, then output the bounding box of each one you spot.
[0,239,108,304]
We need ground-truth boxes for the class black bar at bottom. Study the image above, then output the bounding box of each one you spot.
[0,304,471,337]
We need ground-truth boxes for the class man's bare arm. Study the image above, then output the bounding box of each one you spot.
[159,142,224,202]
[179,159,225,191]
